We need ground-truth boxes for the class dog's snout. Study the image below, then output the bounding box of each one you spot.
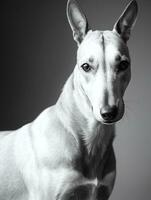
[100,105,118,121]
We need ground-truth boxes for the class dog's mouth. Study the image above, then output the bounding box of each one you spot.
[101,117,121,125]
[102,119,118,125]
[94,113,123,125]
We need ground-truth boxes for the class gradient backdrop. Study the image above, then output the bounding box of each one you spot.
[0,0,151,199]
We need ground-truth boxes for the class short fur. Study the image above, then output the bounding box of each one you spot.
[0,0,138,199]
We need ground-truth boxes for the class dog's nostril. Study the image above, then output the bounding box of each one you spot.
[101,106,118,121]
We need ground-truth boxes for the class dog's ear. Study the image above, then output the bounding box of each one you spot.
[113,0,138,42]
[67,0,89,45]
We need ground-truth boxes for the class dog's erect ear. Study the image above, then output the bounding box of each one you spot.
[67,0,89,45]
[113,0,138,42]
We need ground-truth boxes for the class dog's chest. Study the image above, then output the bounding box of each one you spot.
[36,122,114,199]
[56,132,114,200]
[56,145,111,200]
[73,125,114,179]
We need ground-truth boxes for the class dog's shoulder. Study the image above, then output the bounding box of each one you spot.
[29,106,79,168]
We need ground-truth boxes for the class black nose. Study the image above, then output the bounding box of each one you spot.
[101,105,118,121]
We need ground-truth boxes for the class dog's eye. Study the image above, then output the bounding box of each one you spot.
[81,63,92,72]
[117,60,129,72]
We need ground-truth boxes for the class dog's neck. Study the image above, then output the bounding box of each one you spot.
[56,72,115,178]
[56,72,115,156]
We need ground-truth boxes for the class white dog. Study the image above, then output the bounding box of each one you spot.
[0,0,138,199]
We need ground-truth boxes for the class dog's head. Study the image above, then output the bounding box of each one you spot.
[67,0,138,124]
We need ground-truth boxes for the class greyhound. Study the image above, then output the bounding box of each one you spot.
[0,0,138,199]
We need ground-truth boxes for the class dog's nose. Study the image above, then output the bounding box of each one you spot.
[100,105,118,121]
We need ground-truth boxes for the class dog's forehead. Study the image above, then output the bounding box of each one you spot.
[77,30,129,61]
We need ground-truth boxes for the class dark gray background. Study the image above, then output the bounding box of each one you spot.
[0,0,151,199]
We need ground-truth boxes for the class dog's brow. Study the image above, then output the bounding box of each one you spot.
[102,34,105,51]
[102,34,106,73]
[89,56,94,63]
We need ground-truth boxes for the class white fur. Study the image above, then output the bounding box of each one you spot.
[0,0,138,199]
[0,31,129,200]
